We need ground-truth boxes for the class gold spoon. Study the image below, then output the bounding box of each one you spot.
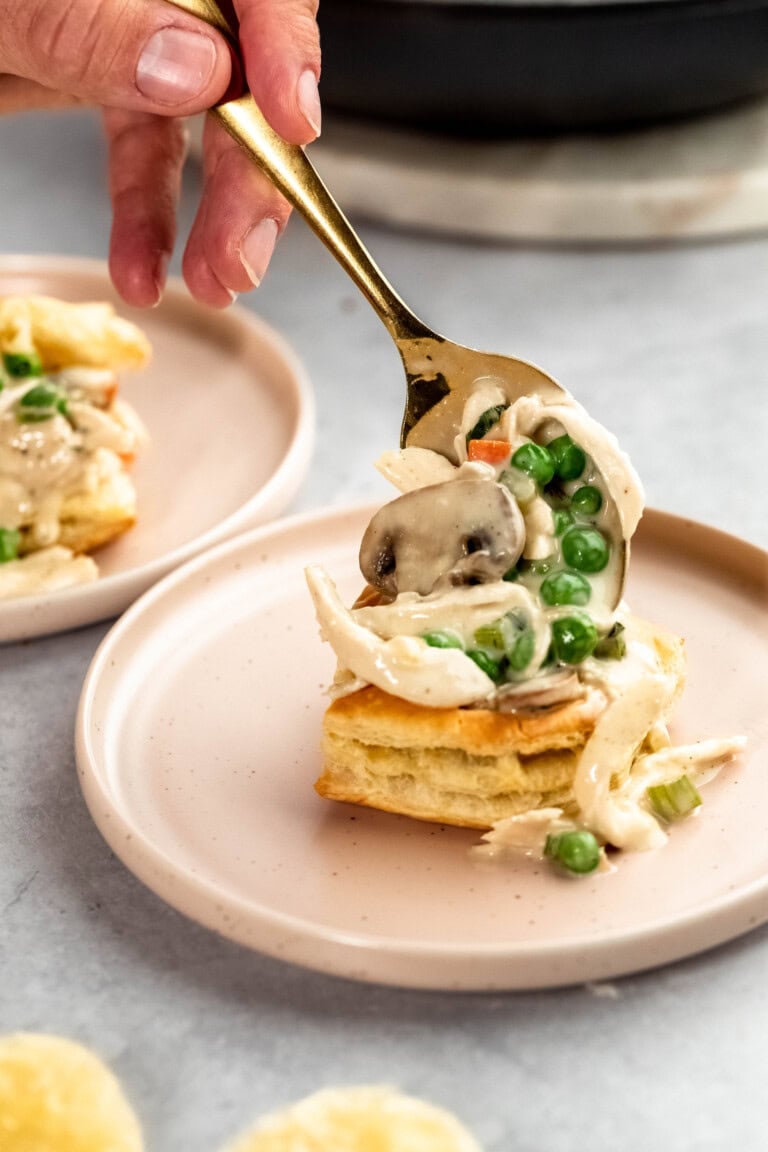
[166,0,567,463]
[166,0,626,607]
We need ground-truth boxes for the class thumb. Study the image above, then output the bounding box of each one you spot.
[0,0,232,115]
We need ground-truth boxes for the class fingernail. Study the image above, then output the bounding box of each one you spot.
[151,251,170,307]
[136,28,217,104]
[297,69,321,136]
[240,219,279,286]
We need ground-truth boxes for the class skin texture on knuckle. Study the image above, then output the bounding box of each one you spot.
[9,0,134,98]
[104,109,186,305]
[109,115,186,206]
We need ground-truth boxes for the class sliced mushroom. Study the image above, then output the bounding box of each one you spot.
[359,479,525,597]
[492,670,585,712]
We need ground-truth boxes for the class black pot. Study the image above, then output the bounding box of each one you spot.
[317,0,768,134]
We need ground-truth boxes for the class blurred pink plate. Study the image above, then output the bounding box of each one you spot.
[76,504,767,990]
[0,256,313,642]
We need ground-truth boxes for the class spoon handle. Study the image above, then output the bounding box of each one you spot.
[166,0,429,342]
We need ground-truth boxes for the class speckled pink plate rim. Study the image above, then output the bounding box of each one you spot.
[75,504,768,990]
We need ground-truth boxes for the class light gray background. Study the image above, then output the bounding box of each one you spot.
[1,109,767,1151]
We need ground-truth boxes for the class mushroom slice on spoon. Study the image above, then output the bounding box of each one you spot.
[359,479,525,598]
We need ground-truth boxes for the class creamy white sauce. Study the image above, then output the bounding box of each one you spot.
[0,372,143,543]
[475,808,575,859]
[574,650,674,851]
[375,449,495,494]
[0,546,98,598]
[521,493,555,560]
[312,381,743,859]
[453,377,508,461]
[306,566,496,708]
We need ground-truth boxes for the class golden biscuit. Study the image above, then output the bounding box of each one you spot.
[317,621,686,829]
[0,1033,143,1152]
[223,1086,481,1152]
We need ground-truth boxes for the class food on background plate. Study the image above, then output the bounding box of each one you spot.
[0,295,150,599]
[224,1085,481,1152]
[306,379,745,874]
[0,1033,143,1152]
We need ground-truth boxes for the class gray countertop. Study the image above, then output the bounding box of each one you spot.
[1,110,766,1151]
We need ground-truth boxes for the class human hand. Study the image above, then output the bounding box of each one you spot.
[0,0,321,307]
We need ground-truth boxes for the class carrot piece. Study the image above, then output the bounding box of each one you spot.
[467,439,511,465]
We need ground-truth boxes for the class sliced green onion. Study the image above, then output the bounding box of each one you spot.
[561,526,610,573]
[502,565,520,583]
[594,622,627,660]
[508,629,535,672]
[511,443,555,487]
[545,830,601,874]
[473,618,510,651]
[423,629,464,650]
[551,612,598,664]
[553,508,574,536]
[540,570,591,607]
[466,404,509,444]
[474,612,534,672]
[647,775,702,823]
[466,648,506,682]
[499,467,537,507]
[3,350,43,378]
[0,527,21,563]
[547,434,586,481]
[571,484,603,516]
[522,556,556,577]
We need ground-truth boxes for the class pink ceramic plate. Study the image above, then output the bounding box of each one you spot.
[0,256,313,642]
[76,505,768,990]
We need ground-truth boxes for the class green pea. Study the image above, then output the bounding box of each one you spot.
[551,612,598,664]
[502,565,519,583]
[539,570,591,607]
[19,383,63,409]
[553,508,573,536]
[511,443,555,487]
[423,630,464,650]
[561,527,610,573]
[508,629,535,672]
[0,527,21,563]
[548,434,586,481]
[545,830,601,874]
[3,350,43,378]
[466,648,505,682]
[571,485,603,516]
[18,383,68,422]
[466,404,509,444]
